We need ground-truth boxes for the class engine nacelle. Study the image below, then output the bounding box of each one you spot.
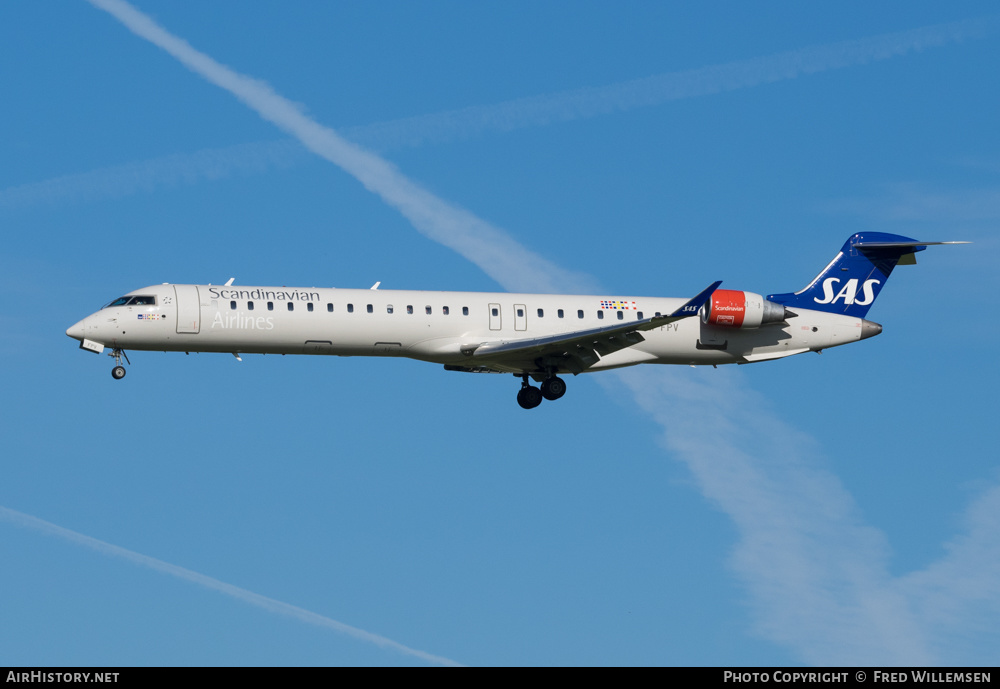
[701,289,788,329]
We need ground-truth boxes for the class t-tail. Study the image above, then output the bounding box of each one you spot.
[767,232,968,319]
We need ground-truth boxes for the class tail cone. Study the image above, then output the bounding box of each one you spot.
[860,320,882,340]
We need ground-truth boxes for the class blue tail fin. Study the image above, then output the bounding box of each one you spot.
[767,232,951,318]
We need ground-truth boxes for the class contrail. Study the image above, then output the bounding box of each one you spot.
[827,182,1000,222]
[82,0,596,296]
[81,0,1000,664]
[611,368,937,664]
[347,16,998,152]
[0,140,303,209]
[898,482,1000,665]
[5,15,993,210]
[0,505,463,667]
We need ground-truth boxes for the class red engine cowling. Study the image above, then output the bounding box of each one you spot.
[701,289,787,329]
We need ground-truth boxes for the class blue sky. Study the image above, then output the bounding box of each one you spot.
[2,0,998,666]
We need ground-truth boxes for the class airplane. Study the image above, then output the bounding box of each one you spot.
[66,232,964,409]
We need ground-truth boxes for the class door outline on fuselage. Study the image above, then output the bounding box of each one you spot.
[514,303,527,331]
[489,303,501,331]
[174,284,201,334]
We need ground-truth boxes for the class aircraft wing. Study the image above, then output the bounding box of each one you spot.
[460,281,721,372]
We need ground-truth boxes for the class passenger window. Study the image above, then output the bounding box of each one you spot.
[288,302,294,312]
[443,306,450,315]
[306,303,313,312]
[537,309,544,318]
[327,303,333,312]
[492,307,499,317]
[367,304,373,313]
[462,307,469,316]
[248,301,254,311]
[558,309,564,318]
[637,311,643,319]
[347,304,354,313]
[426,306,432,315]
[387,305,394,314]
[407,305,414,314]
[577,310,584,319]
[230,301,237,310]
[617,310,623,320]
[598,311,604,320]
[268,302,274,311]
[516,308,524,318]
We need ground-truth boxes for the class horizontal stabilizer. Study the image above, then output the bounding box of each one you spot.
[853,240,970,250]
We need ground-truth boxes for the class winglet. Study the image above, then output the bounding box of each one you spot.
[668,281,722,319]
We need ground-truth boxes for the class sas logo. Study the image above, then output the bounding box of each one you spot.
[814,278,880,305]
[137,314,162,320]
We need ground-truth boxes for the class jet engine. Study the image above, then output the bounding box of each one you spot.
[700,289,789,328]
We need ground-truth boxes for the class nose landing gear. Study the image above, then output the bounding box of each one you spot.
[109,348,130,380]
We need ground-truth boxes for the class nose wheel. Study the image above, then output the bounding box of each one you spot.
[108,348,130,380]
[516,373,566,408]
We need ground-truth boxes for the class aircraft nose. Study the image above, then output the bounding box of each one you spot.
[66,319,87,341]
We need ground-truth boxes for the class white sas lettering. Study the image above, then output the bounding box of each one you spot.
[814,278,880,306]
[833,278,859,305]
[815,277,840,304]
[855,279,880,305]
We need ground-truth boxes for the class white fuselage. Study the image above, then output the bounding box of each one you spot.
[67,283,871,373]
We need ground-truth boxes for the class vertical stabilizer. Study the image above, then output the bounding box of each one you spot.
[767,232,966,318]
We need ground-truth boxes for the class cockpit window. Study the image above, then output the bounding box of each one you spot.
[103,295,156,308]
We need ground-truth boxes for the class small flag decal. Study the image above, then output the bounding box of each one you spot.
[599,300,636,310]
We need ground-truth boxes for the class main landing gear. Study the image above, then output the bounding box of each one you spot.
[109,348,130,380]
[516,373,567,409]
